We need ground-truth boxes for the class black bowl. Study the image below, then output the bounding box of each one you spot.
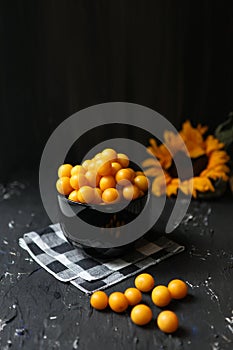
[57,191,153,259]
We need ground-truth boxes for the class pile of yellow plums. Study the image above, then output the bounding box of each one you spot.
[90,273,189,334]
[56,148,149,204]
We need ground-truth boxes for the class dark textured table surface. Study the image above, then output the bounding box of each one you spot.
[0,171,233,350]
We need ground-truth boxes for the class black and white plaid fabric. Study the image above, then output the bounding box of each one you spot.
[19,223,185,294]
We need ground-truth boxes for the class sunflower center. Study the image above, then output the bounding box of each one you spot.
[167,151,208,180]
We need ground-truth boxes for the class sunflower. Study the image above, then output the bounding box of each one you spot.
[142,120,230,198]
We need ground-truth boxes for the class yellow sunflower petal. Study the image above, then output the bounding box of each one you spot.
[214,172,229,181]
[210,150,230,159]
[151,173,171,196]
[152,176,166,196]
[142,158,161,168]
[179,179,193,196]
[180,120,206,158]
[180,120,204,145]
[163,130,187,156]
[207,150,230,168]
[201,164,230,178]
[186,144,206,158]
[205,135,225,155]
[147,146,156,157]
[158,145,172,169]
[144,167,163,177]
[193,177,215,193]
[159,144,171,157]
[199,169,209,177]
[149,138,158,147]
[214,164,230,173]
[148,138,161,156]
[164,172,172,183]
[166,182,179,197]
[197,123,208,135]
[147,139,172,169]
[171,178,180,185]
[201,169,229,181]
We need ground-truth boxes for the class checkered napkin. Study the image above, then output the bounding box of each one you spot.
[19,223,185,294]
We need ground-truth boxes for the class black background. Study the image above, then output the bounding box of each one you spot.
[1,0,233,178]
[1,3,233,349]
